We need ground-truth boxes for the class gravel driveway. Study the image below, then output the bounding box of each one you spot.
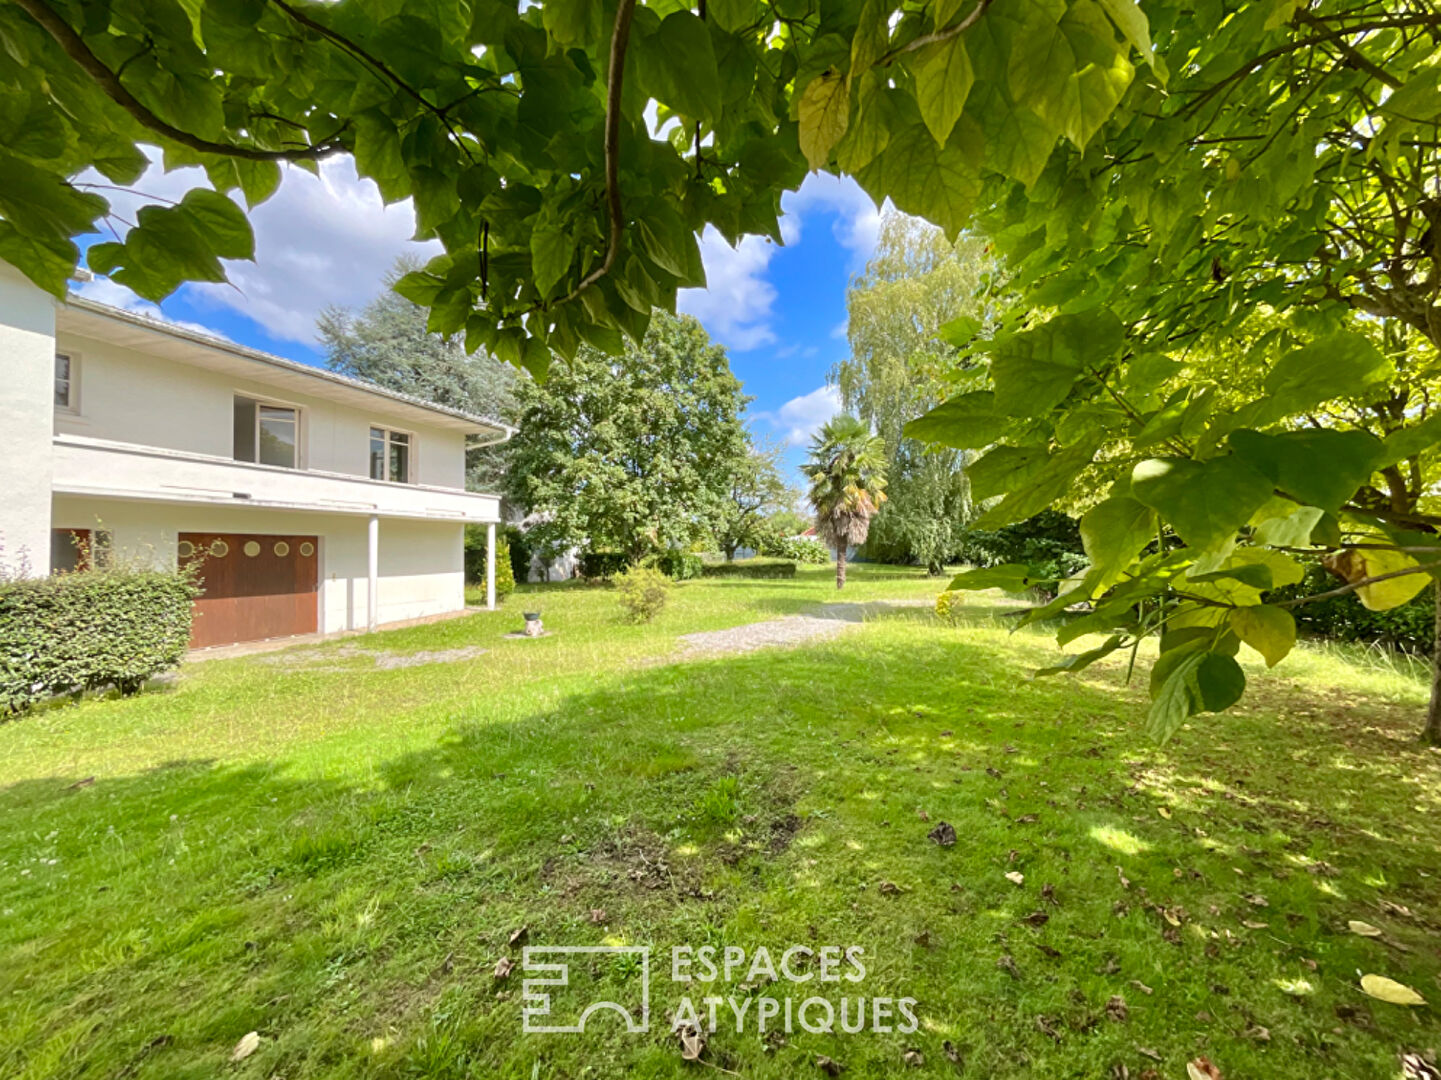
[676,599,931,657]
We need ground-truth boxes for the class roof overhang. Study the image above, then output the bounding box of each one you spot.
[58,295,515,441]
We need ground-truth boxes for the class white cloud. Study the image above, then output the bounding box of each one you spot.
[756,384,842,447]
[677,227,779,351]
[781,173,884,267]
[80,152,435,344]
[73,275,230,341]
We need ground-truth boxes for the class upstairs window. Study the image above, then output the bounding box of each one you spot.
[234,396,299,469]
[369,427,411,483]
[55,353,75,411]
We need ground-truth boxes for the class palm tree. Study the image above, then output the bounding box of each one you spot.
[802,414,888,590]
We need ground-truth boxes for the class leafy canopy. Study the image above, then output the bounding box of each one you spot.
[3,0,1157,374]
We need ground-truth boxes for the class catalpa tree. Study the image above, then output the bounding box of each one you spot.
[907,0,1441,744]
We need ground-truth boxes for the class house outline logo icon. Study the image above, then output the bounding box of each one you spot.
[521,945,651,1034]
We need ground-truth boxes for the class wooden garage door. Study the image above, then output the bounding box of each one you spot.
[179,533,319,648]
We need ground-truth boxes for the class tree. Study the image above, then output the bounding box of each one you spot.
[4,0,1157,369]
[317,258,518,491]
[715,441,794,561]
[505,309,750,562]
[904,1,1441,743]
[802,415,888,590]
[834,210,993,570]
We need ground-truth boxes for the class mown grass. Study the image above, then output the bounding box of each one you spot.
[1,565,1438,1079]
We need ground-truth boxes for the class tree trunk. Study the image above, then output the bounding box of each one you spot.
[1426,580,1441,746]
[835,544,846,590]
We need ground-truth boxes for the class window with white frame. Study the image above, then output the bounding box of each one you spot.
[369,427,411,483]
[55,353,76,410]
[233,396,300,469]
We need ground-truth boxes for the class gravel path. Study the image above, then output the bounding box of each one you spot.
[677,599,931,657]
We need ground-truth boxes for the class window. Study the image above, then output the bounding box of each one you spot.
[55,353,75,410]
[369,427,411,483]
[233,396,299,469]
[50,528,112,574]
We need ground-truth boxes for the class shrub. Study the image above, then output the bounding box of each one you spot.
[0,565,199,714]
[655,551,704,580]
[699,559,797,580]
[956,510,1087,585]
[934,590,965,626]
[760,535,829,564]
[614,565,671,623]
[580,551,630,580]
[462,527,517,598]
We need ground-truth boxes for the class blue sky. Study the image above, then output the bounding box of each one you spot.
[78,161,878,485]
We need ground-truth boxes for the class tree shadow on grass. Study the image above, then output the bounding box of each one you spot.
[1,630,1438,1080]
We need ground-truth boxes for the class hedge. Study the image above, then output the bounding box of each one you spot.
[700,559,797,580]
[1,566,198,715]
[655,551,704,580]
[580,552,630,580]
[759,536,830,564]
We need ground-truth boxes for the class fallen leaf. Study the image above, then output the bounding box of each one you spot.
[1186,1058,1223,1080]
[996,953,1020,979]
[1137,1046,1163,1061]
[1117,867,1132,890]
[231,1032,260,1062]
[589,909,608,924]
[1348,920,1383,937]
[508,926,528,947]
[817,1055,846,1076]
[1015,813,1039,824]
[878,880,902,896]
[1157,807,1172,819]
[1242,920,1269,930]
[1360,974,1427,1006]
[1041,882,1058,905]
[1401,1052,1440,1080]
[1242,893,1269,908]
[1035,1015,1062,1041]
[677,1021,705,1061]
[1130,980,1153,995]
[928,821,957,847]
[1005,871,1025,886]
[1242,1024,1270,1043]
[1106,995,1129,1022]
[917,809,930,822]
[903,1048,925,1067]
[943,1040,963,1065]
[494,956,514,980]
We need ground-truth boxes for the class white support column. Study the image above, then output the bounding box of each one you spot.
[485,521,496,611]
[367,514,379,632]
[0,264,57,578]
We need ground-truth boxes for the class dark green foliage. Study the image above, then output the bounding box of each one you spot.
[759,536,829,564]
[699,560,796,580]
[1277,563,1435,656]
[654,552,703,581]
[461,526,516,599]
[580,553,630,581]
[957,511,1087,585]
[0,566,198,714]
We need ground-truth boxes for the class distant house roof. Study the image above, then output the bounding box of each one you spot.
[60,293,515,441]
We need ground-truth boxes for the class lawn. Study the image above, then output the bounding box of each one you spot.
[1,565,1438,1079]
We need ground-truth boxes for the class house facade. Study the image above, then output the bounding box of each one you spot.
[0,263,511,649]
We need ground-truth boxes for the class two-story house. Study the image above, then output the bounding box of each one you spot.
[0,263,512,649]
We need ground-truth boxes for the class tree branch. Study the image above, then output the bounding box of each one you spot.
[1278,560,1441,609]
[12,0,342,162]
[874,0,993,68]
[555,0,637,307]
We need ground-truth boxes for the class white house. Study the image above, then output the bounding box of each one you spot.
[0,263,512,649]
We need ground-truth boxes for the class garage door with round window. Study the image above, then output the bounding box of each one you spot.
[179,532,319,648]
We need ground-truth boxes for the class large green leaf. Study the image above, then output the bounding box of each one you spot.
[1131,456,1274,552]
[1146,651,1246,742]
[990,308,1122,416]
[1080,495,1155,590]
[904,391,1008,449]
[1229,605,1295,668]
[1262,332,1393,417]
[634,11,721,122]
[910,39,973,146]
[974,444,1094,528]
[797,69,851,170]
[87,189,254,300]
[854,117,983,238]
[1229,428,1386,511]
[967,445,1048,500]
[947,563,1042,592]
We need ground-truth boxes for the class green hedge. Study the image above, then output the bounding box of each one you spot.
[1,566,198,714]
[759,536,830,564]
[700,559,797,580]
[580,552,630,580]
[655,551,704,580]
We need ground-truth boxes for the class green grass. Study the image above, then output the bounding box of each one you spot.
[1,565,1438,1079]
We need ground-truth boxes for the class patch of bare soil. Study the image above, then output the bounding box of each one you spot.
[258,644,488,672]
[676,599,931,657]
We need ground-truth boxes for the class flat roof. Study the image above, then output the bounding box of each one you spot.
[59,294,515,440]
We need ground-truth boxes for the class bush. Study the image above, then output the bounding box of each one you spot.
[462,526,517,598]
[614,565,671,623]
[580,551,630,580]
[759,535,830,564]
[956,510,1088,584]
[1,566,198,714]
[1274,561,1435,655]
[699,559,797,580]
[655,551,704,580]
[934,590,965,626]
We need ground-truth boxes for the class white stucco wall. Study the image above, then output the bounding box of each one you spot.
[53,329,468,488]
[0,266,56,577]
[53,496,466,634]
